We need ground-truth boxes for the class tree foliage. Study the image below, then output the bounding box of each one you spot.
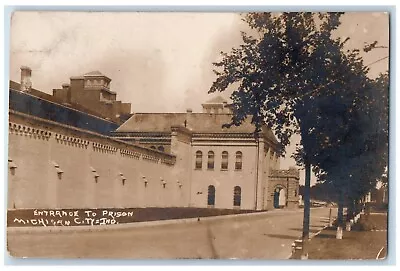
[210,12,389,208]
[212,13,357,157]
[299,182,338,203]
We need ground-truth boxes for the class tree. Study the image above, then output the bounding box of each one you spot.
[209,12,387,258]
[312,70,388,224]
[299,182,339,203]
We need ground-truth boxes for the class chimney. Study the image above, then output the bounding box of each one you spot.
[185,108,193,128]
[20,66,32,92]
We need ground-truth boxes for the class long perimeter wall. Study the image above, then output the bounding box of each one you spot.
[7,111,192,210]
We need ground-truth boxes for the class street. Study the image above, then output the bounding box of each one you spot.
[7,207,336,259]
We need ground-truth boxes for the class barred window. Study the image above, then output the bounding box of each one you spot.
[235,151,243,170]
[221,151,228,170]
[208,151,215,170]
[195,151,203,169]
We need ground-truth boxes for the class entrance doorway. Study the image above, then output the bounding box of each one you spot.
[207,185,215,206]
[233,186,241,207]
[273,187,286,208]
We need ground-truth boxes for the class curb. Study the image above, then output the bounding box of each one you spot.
[7,209,301,234]
[287,216,337,259]
[311,224,330,238]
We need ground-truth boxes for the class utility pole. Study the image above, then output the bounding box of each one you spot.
[301,161,311,260]
[287,177,289,207]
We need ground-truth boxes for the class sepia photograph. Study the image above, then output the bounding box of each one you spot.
[6,10,389,260]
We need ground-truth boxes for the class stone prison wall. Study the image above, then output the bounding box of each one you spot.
[7,111,193,210]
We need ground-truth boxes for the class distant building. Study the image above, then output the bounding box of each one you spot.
[11,67,131,124]
[371,186,388,204]
[8,68,300,211]
[201,96,232,114]
[52,71,131,123]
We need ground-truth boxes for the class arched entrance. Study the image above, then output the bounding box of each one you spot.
[207,185,216,206]
[233,186,241,207]
[273,186,286,208]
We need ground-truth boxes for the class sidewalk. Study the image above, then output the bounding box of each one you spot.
[303,212,388,260]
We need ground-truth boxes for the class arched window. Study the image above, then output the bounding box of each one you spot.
[235,151,243,170]
[233,186,241,207]
[158,146,165,152]
[221,151,228,170]
[207,185,216,206]
[207,151,215,170]
[195,151,203,169]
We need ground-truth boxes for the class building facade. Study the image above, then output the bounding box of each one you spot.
[8,68,299,211]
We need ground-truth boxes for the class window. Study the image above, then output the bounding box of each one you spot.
[221,151,228,170]
[235,151,243,170]
[207,185,216,206]
[233,186,241,207]
[158,146,165,152]
[150,146,156,150]
[195,151,203,169]
[207,151,215,170]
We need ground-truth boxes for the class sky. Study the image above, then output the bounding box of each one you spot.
[9,11,389,185]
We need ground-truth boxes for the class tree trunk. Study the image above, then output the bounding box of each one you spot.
[346,198,354,221]
[336,189,344,239]
[301,162,311,259]
[354,199,358,215]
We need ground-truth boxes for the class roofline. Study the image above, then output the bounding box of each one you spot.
[202,103,228,105]
[9,110,176,162]
[84,74,112,81]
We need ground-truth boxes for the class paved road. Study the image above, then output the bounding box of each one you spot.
[7,207,336,259]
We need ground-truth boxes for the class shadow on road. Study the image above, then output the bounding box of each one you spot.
[263,233,298,240]
[315,233,335,239]
[287,228,321,233]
